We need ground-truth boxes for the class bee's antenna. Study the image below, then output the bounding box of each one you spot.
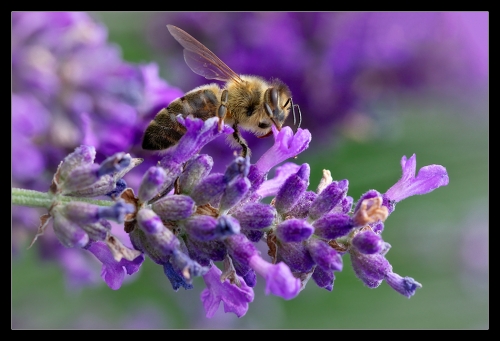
[295,103,302,129]
[288,97,302,129]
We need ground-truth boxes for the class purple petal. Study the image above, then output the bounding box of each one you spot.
[384,154,449,203]
[201,264,254,318]
[86,241,144,290]
[254,126,311,175]
[170,116,233,164]
[249,255,301,300]
[255,162,301,198]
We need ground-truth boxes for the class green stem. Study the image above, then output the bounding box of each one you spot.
[12,188,115,209]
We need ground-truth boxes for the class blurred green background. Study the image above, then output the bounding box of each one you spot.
[12,12,488,329]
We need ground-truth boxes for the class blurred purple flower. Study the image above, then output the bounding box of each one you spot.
[11,11,183,288]
[12,11,183,185]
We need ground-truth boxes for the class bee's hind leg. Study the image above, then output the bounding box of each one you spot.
[217,89,229,132]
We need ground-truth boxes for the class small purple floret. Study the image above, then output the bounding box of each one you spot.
[384,154,449,204]
[254,126,311,175]
[275,219,314,243]
[308,180,348,220]
[249,255,301,300]
[138,166,167,202]
[385,272,422,298]
[201,264,254,318]
[352,230,384,255]
[86,241,144,290]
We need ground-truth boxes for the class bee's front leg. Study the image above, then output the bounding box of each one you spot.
[217,89,228,132]
[232,124,250,158]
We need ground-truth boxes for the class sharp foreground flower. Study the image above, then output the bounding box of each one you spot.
[13,113,449,317]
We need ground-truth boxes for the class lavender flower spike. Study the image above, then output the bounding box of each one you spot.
[201,263,254,318]
[384,154,449,206]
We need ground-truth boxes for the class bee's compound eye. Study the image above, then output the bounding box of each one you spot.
[270,88,279,107]
[264,102,273,118]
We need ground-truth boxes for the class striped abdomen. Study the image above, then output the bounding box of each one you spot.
[142,86,220,150]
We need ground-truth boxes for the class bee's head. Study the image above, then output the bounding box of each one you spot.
[263,87,287,131]
[260,82,300,138]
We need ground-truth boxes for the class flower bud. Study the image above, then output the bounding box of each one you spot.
[275,219,314,243]
[224,234,258,266]
[80,219,111,241]
[136,208,164,234]
[183,215,218,241]
[219,177,250,212]
[274,164,309,214]
[179,154,213,194]
[312,213,353,239]
[286,191,317,218]
[231,203,276,230]
[352,229,384,254]
[308,180,348,220]
[223,156,250,183]
[306,238,343,272]
[53,212,89,248]
[184,237,226,266]
[349,249,392,288]
[151,194,196,221]
[138,166,167,203]
[190,173,226,206]
[311,266,335,291]
[276,241,315,273]
[58,145,96,181]
[242,229,265,243]
[97,152,131,177]
[385,272,422,298]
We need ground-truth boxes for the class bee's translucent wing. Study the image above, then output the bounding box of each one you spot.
[167,25,242,84]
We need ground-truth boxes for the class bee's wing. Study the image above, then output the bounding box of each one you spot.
[167,25,242,84]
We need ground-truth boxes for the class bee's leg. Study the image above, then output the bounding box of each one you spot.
[217,90,229,132]
[232,124,250,158]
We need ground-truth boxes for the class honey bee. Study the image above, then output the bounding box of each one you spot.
[142,24,301,158]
